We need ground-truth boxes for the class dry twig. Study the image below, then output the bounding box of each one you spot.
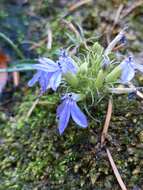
[106,148,128,190]
[136,90,143,99]
[47,28,52,50]
[68,0,92,12]
[27,98,40,118]
[121,0,143,18]
[61,19,81,39]
[30,27,53,50]
[112,4,124,29]
[29,38,47,50]
[128,83,143,99]
[112,43,125,52]
[64,0,92,17]
[12,71,20,87]
[101,98,113,145]
[105,29,126,56]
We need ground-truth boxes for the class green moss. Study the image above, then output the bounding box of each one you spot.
[0,91,143,189]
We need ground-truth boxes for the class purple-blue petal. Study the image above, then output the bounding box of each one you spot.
[65,57,77,74]
[120,57,135,83]
[32,64,59,72]
[56,100,66,117]
[70,101,88,128]
[120,65,135,83]
[134,63,143,73]
[28,71,41,87]
[49,71,62,91]
[58,51,77,74]
[60,57,77,74]
[39,72,53,93]
[38,57,57,66]
[58,100,71,135]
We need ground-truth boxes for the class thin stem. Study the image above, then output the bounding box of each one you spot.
[0,32,24,59]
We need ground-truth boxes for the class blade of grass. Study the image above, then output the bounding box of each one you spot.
[0,32,24,59]
[0,64,36,72]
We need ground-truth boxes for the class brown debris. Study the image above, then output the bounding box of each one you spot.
[121,0,143,18]
[106,148,128,190]
[101,98,113,146]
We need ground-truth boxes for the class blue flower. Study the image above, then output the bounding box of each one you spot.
[57,93,88,134]
[58,49,77,74]
[120,56,143,84]
[28,50,77,93]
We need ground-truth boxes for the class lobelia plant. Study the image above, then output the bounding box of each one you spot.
[1,30,143,134]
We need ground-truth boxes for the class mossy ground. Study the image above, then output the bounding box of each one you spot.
[0,91,143,190]
[0,0,143,189]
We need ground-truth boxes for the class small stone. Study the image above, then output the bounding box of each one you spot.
[132,167,140,175]
[138,131,143,143]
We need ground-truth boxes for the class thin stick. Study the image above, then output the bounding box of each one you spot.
[101,98,113,145]
[109,87,136,94]
[29,38,47,50]
[107,4,124,53]
[121,0,143,19]
[12,71,20,86]
[128,83,143,99]
[68,0,92,12]
[27,98,40,118]
[61,19,81,39]
[64,0,92,17]
[104,29,126,56]
[112,4,124,29]
[47,28,52,49]
[136,90,143,99]
[112,43,125,52]
[106,148,128,190]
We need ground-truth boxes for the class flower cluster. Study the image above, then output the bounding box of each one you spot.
[28,50,77,93]
[27,31,143,134]
[28,50,87,134]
